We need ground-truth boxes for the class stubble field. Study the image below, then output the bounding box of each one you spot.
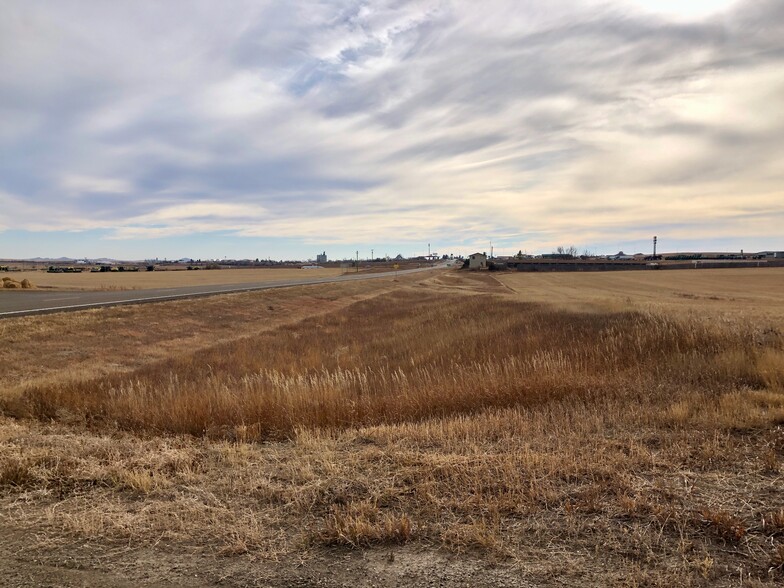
[2,267,345,291]
[1,268,783,587]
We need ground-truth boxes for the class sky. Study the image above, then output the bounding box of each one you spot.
[1,0,783,260]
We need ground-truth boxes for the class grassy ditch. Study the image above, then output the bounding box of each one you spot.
[2,283,784,585]
[7,290,783,440]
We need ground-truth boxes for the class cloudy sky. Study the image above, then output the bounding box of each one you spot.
[1,0,782,260]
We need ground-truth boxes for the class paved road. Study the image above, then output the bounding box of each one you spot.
[0,265,445,318]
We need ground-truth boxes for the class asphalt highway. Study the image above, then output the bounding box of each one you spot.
[0,265,444,318]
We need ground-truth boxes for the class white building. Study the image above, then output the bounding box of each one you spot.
[468,252,487,270]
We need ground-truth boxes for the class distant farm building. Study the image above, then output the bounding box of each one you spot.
[608,251,634,261]
[468,252,488,270]
[316,251,328,263]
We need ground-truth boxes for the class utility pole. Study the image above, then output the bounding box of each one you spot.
[653,235,657,258]
[356,250,359,273]
[371,248,374,262]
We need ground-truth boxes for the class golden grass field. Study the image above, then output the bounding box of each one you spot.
[1,268,783,587]
[497,268,784,318]
[2,267,345,291]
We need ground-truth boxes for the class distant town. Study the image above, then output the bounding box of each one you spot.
[2,245,783,275]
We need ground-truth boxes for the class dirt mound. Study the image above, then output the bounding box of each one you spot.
[2,276,34,289]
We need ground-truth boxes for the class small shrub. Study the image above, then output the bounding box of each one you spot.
[699,508,746,542]
[0,457,35,488]
[108,467,167,494]
[318,503,414,547]
[770,544,784,574]
[762,509,784,536]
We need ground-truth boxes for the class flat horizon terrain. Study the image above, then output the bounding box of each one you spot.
[1,267,346,291]
[1,268,783,587]
[497,267,784,320]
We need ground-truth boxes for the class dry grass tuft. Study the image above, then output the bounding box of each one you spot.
[762,509,784,536]
[440,517,507,555]
[0,455,35,488]
[699,508,747,542]
[108,467,169,494]
[770,544,784,575]
[317,502,415,547]
[757,349,784,391]
[2,276,34,288]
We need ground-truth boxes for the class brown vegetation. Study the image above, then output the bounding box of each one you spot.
[2,269,784,586]
[2,277,33,289]
[497,267,784,320]
[0,275,410,397]
[3,267,344,291]
[6,290,784,440]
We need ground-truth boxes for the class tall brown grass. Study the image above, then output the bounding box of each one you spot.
[6,289,782,440]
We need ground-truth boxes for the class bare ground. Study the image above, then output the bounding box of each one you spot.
[0,527,534,588]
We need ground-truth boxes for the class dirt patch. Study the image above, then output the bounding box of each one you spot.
[0,529,534,588]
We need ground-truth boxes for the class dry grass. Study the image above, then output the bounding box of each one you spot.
[497,267,784,324]
[0,274,415,397]
[2,269,784,585]
[318,502,416,547]
[2,267,344,291]
[6,289,784,441]
[2,277,33,289]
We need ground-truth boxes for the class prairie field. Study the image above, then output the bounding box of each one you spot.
[497,268,784,319]
[2,267,344,291]
[1,268,783,587]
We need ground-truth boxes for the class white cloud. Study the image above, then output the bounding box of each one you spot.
[61,174,133,195]
[620,0,741,19]
[137,202,268,222]
[0,0,782,256]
